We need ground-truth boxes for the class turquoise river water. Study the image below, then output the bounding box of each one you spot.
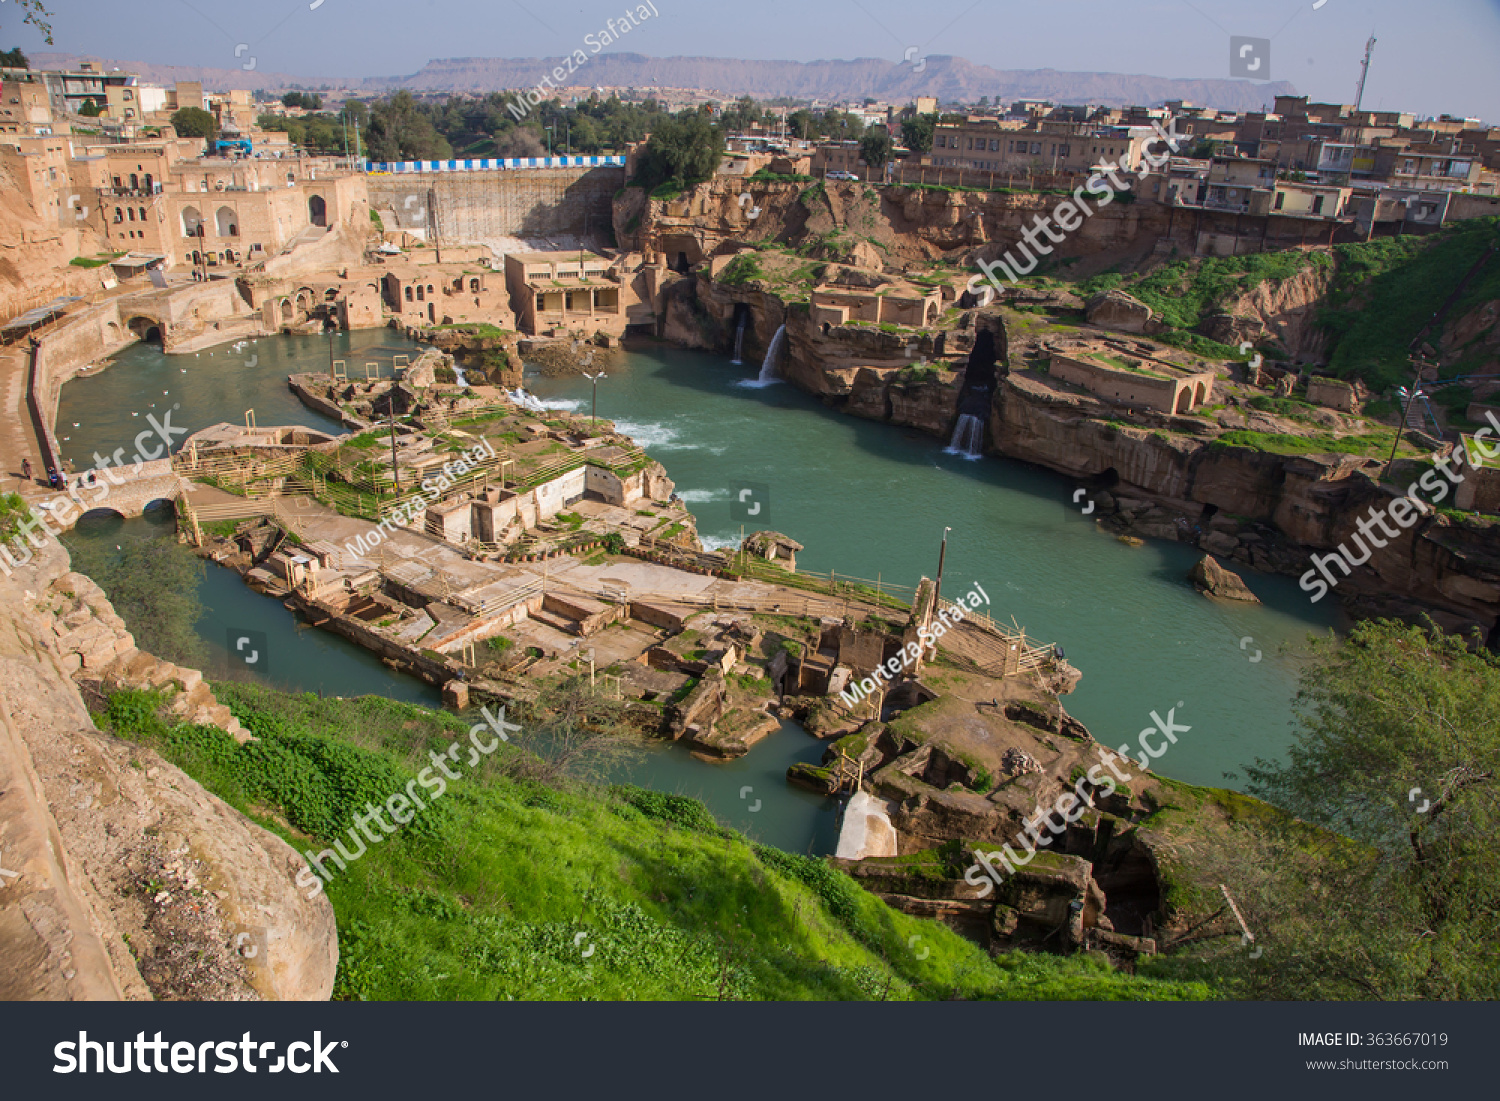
[57,331,1344,854]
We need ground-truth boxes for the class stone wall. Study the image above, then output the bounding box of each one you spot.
[367,166,624,250]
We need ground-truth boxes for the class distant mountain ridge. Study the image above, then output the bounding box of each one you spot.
[32,50,1296,111]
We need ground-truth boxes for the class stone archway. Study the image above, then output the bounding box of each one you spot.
[280,299,294,321]
[181,205,203,238]
[308,194,327,227]
[1175,388,1192,414]
[126,316,162,343]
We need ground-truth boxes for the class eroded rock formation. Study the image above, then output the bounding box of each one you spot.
[0,541,337,1001]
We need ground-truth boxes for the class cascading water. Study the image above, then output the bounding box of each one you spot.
[452,364,468,387]
[946,413,985,458]
[731,314,747,365]
[758,324,787,384]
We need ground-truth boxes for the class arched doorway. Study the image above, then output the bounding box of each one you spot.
[215,205,237,237]
[280,299,294,321]
[308,195,327,227]
[126,317,162,343]
[1175,388,1192,414]
[181,205,203,238]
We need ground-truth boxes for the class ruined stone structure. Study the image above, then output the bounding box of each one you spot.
[1049,347,1216,414]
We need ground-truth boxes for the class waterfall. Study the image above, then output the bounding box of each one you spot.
[731,314,747,365]
[452,363,468,388]
[758,324,786,383]
[946,414,985,459]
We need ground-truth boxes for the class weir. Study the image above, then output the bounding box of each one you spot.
[758,324,787,383]
[732,313,747,365]
[947,414,985,458]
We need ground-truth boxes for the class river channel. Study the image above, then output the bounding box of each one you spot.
[57,331,1344,854]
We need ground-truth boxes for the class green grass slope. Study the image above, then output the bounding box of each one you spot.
[96,683,1213,1002]
[1070,217,1500,391]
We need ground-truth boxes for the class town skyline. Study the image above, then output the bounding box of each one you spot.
[5,0,1498,122]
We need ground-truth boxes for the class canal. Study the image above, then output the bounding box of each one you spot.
[57,331,1343,854]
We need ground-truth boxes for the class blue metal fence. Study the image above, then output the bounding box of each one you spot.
[366,155,626,174]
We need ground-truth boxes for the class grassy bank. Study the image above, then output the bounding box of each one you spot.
[95,682,1213,1002]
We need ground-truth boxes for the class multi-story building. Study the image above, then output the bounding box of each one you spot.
[1371,139,1482,192]
[927,117,1152,176]
[811,140,863,176]
[504,250,626,336]
[0,69,55,135]
[1203,156,1276,211]
[0,135,75,228]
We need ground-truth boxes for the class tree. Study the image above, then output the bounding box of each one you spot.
[1201,620,1500,999]
[636,110,725,191]
[820,111,865,141]
[901,112,938,154]
[78,98,103,118]
[506,675,642,786]
[1,0,52,44]
[494,126,544,158]
[171,106,217,139]
[859,128,893,169]
[0,47,29,68]
[363,90,451,162]
[281,91,323,110]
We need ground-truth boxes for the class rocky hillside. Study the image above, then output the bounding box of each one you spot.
[661,257,1500,636]
[0,540,337,1001]
[0,157,113,317]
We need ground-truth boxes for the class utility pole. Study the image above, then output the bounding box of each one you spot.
[935,526,951,607]
[1382,361,1429,482]
[388,399,401,491]
[1354,35,1377,113]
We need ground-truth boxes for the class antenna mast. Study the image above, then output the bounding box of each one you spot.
[1353,35,1377,112]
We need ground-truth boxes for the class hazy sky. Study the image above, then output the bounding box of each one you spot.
[7,0,1498,120]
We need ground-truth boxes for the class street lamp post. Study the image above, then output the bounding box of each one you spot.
[545,126,553,157]
[582,370,606,427]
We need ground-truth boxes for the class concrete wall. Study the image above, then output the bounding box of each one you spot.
[367,165,624,249]
[533,465,587,519]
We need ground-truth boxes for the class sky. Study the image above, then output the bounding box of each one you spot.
[6,0,1499,121]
